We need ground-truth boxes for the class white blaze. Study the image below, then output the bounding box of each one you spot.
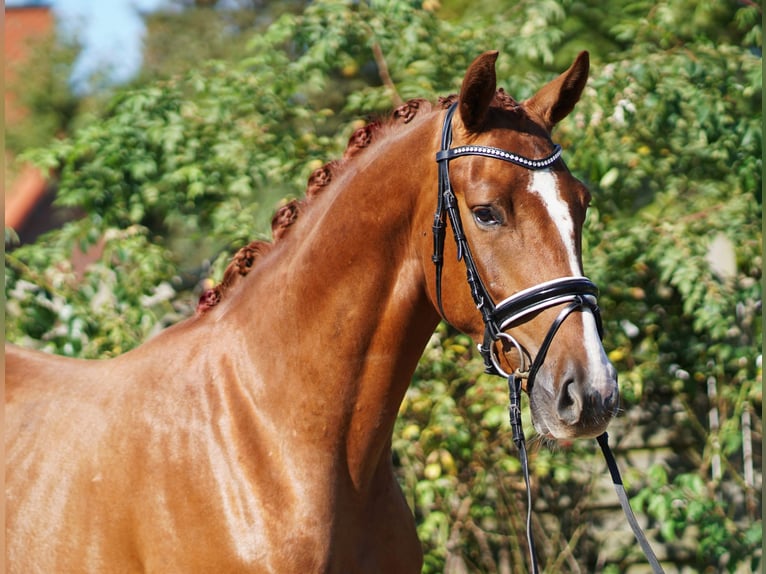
[528,169,580,275]
[528,169,613,386]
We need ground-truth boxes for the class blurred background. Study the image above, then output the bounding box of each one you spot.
[4,1,762,572]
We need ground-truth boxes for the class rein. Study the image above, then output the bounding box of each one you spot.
[433,102,664,573]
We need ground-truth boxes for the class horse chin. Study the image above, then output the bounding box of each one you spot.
[530,413,608,441]
[530,417,554,440]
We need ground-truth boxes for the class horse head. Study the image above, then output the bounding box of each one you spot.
[425,51,618,440]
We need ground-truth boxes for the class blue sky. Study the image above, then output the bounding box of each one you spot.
[10,0,164,86]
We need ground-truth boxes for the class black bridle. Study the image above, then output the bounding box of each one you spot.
[432,103,603,389]
[433,102,664,574]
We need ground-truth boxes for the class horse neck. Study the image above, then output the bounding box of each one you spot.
[226,116,442,488]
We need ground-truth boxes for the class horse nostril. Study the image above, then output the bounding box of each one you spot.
[557,379,583,425]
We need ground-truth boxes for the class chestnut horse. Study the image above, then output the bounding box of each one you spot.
[6,51,618,573]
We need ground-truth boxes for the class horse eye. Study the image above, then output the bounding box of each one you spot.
[472,206,502,227]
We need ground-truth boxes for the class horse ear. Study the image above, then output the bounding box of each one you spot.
[524,51,589,131]
[458,50,499,133]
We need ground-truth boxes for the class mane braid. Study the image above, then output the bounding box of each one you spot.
[196,90,510,314]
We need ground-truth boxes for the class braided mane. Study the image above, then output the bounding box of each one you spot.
[197,90,518,313]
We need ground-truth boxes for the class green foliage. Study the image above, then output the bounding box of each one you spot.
[5,0,761,571]
[633,465,762,572]
[6,225,177,357]
[5,27,83,156]
[138,0,307,82]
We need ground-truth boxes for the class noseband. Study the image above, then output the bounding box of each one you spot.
[432,102,664,574]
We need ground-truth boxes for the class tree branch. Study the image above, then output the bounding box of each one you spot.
[371,43,403,107]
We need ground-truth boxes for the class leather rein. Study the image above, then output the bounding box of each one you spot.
[433,102,664,574]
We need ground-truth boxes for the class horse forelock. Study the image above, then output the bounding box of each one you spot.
[196,90,520,314]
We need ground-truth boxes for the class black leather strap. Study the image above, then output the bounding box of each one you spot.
[598,433,666,574]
